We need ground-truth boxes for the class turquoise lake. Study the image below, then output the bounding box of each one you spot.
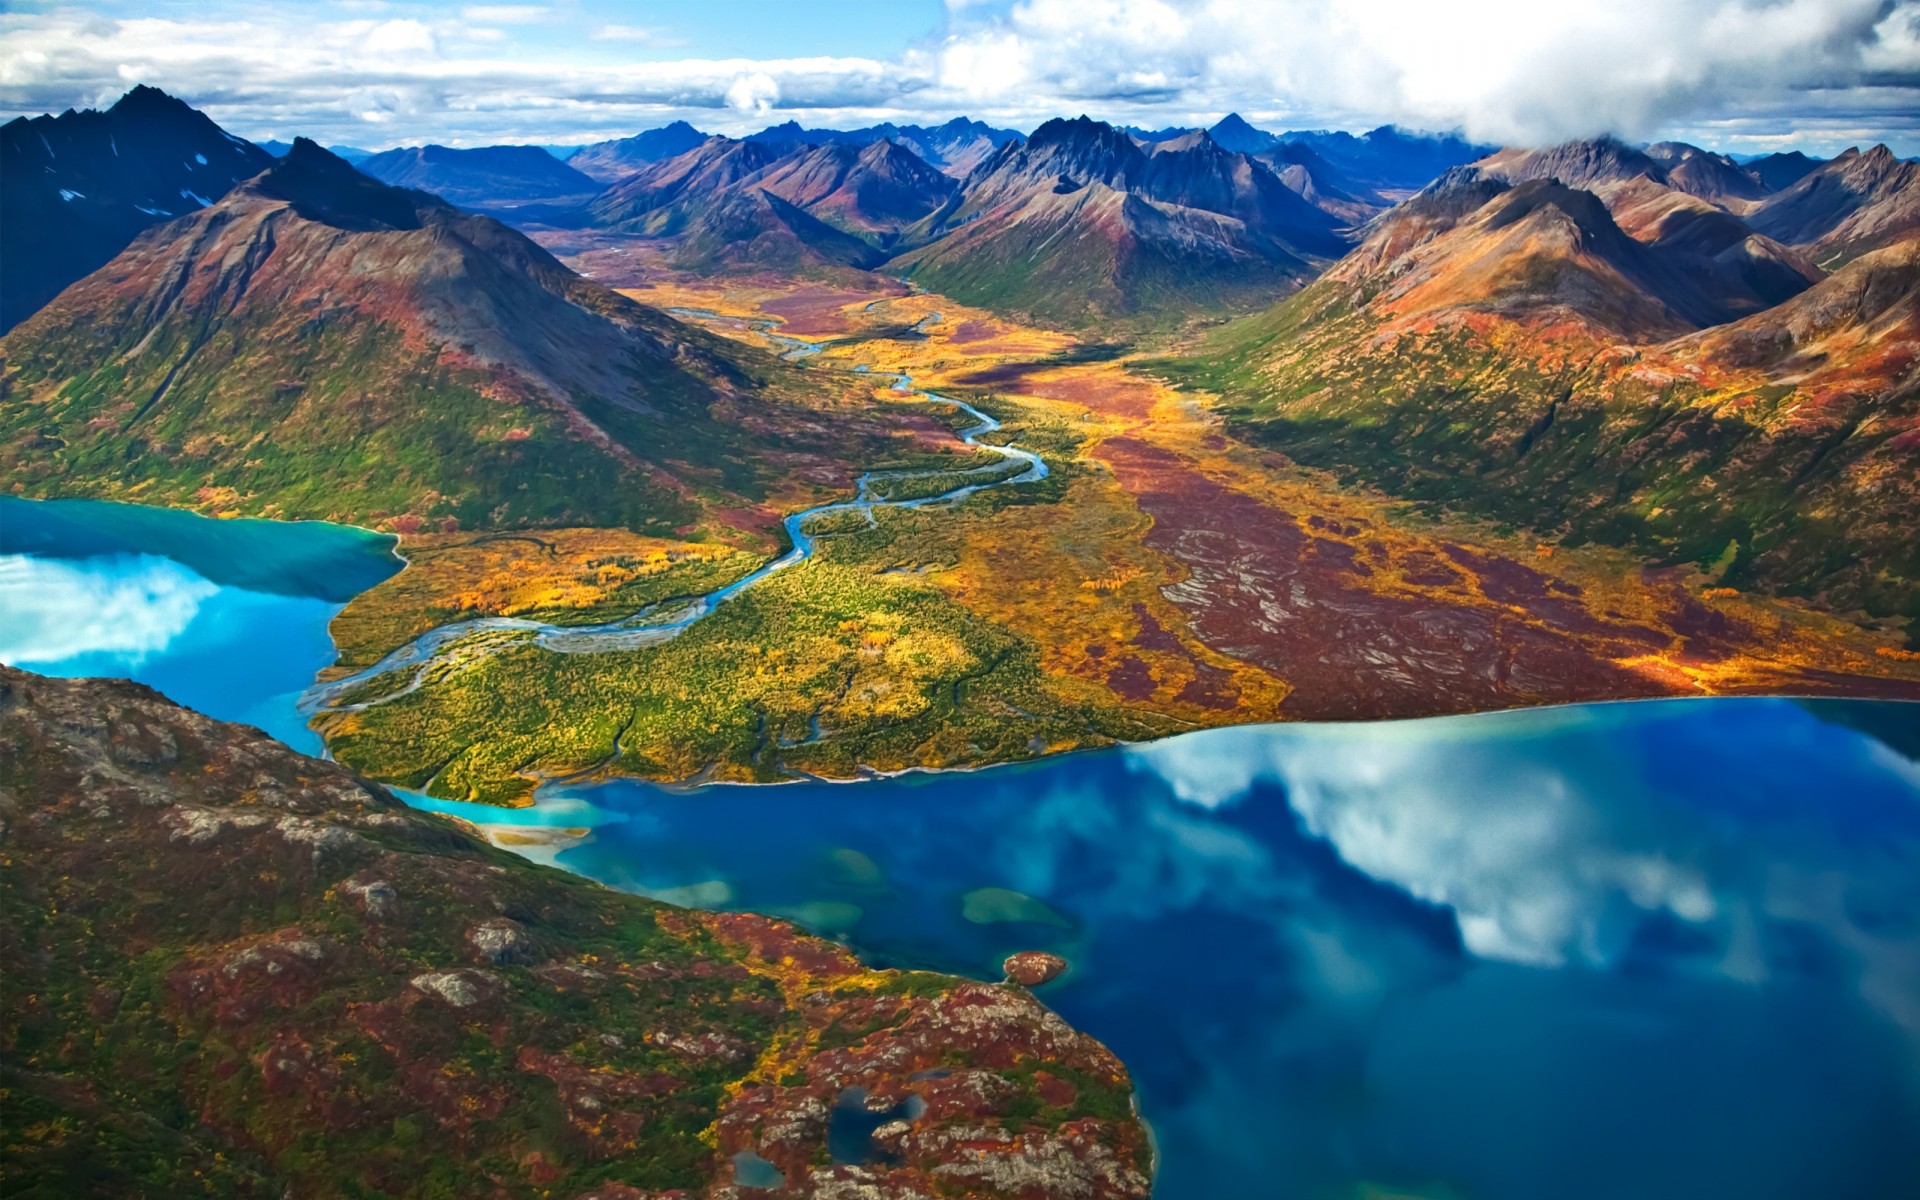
[5,495,1919,1199]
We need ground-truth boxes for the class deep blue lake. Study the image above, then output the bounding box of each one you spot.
[6,496,1919,1199]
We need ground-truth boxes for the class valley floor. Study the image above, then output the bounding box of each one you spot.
[314,263,1920,805]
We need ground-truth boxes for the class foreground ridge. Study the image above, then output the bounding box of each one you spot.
[0,665,1150,1199]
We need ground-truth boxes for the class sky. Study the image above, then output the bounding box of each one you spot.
[1,0,1917,156]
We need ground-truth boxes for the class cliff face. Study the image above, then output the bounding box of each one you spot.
[0,666,1150,1199]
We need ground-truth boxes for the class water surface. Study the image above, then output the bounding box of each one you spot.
[0,496,399,751]
[8,495,1919,1199]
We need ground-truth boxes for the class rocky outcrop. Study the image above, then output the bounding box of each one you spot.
[0,666,1150,1198]
[1004,951,1070,987]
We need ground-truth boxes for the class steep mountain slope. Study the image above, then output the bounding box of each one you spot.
[565,119,709,182]
[1464,138,1822,315]
[0,666,1151,1199]
[1749,145,1920,260]
[585,136,791,231]
[1169,157,1920,634]
[891,118,1348,325]
[1323,172,1776,335]
[0,85,275,333]
[667,188,890,275]
[0,141,890,534]
[356,143,600,205]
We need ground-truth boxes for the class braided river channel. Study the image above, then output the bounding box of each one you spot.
[6,329,1919,1200]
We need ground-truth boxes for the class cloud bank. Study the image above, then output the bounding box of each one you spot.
[0,1,1915,153]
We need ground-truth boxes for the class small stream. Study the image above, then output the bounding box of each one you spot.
[300,311,1043,717]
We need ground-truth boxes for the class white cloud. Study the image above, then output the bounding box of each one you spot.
[0,553,216,666]
[360,17,437,57]
[725,70,780,114]
[0,1,1912,151]
[930,0,1920,145]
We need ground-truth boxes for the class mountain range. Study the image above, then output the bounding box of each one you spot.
[4,86,1915,628]
[1174,148,1919,631]
[893,117,1353,323]
[565,118,710,181]
[356,143,601,205]
[742,115,1026,177]
[0,137,889,536]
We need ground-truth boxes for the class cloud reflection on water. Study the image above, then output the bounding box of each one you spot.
[1123,701,1920,1033]
[0,552,216,666]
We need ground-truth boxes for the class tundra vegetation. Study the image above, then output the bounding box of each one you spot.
[0,667,1151,1197]
[313,282,1920,806]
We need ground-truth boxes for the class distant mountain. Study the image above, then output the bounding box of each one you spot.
[1277,125,1494,192]
[1745,150,1824,192]
[1463,137,1826,311]
[888,117,1027,176]
[745,116,1025,177]
[750,139,959,237]
[257,138,374,163]
[587,136,791,232]
[356,143,601,205]
[1645,141,1768,206]
[669,189,890,275]
[1473,135,1668,193]
[566,120,709,182]
[0,140,831,531]
[584,135,957,276]
[1208,113,1278,155]
[1125,123,1198,145]
[1256,141,1390,224]
[1748,145,1920,260]
[0,85,275,332]
[890,117,1348,324]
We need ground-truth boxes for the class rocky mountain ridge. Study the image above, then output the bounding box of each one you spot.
[0,665,1151,1198]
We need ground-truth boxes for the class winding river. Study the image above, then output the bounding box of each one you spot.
[300,311,1043,716]
[5,308,1920,1197]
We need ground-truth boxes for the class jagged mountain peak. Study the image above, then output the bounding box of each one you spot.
[1028,115,1137,154]
[0,84,277,332]
[750,119,812,144]
[108,83,199,119]
[248,137,432,230]
[1750,143,1920,257]
[1208,112,1277,154]
[1477,136,1668,191]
